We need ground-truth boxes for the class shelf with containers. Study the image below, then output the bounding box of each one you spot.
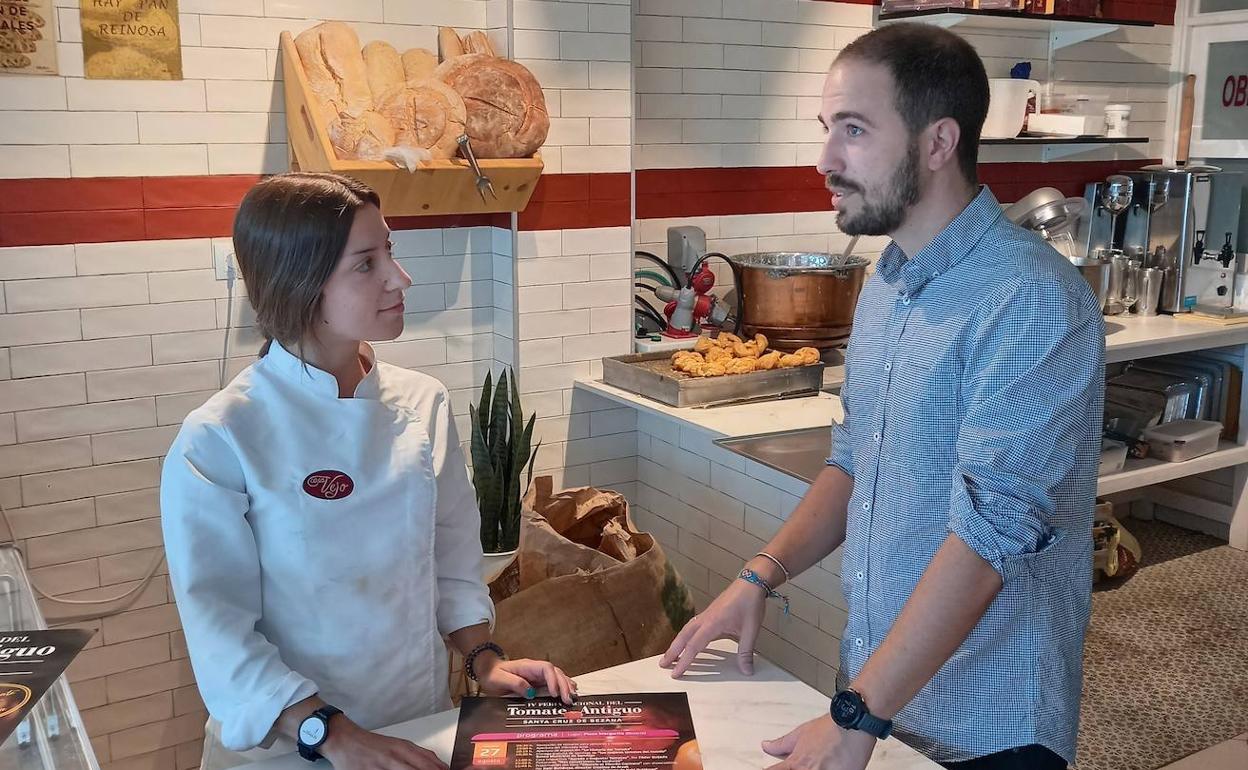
[1095,314,1248,547]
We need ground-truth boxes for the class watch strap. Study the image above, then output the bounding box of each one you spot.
[856,709,893,740]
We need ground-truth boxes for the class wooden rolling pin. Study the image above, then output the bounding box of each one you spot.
[1176,73,1196,167]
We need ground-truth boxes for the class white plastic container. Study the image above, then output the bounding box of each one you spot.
[1104,103,1132,138]
[1141,419,1222,462]
[1099,438,1128,475]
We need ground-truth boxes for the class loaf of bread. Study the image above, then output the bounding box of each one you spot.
[329,111,396,161]
[402,47,438,87]
[377,81,467,160]
[295,22,372,119]
[362,40,405,106]
[437,27,464,61]
[461,31,496,57]
[435,54,549,158]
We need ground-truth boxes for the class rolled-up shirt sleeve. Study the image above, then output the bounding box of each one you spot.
[161,421,317,751]
[429,387,495,636]
[827,358,855,477]
[948,278,1104,584]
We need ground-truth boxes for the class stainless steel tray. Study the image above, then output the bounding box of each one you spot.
[601,351,825,408]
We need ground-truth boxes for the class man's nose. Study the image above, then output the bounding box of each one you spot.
[816,134,843,177]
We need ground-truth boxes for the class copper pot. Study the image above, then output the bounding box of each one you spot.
[730,252,868,352]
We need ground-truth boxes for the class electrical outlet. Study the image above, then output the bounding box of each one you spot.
[212,242,235,281]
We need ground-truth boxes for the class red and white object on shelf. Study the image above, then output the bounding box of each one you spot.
[652,263,729,338]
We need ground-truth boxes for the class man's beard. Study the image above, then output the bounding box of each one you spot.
[830,141,922,236]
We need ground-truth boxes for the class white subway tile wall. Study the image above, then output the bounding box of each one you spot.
[0,224,503,769]
[634,0,1171,169]
[628,414,847,690]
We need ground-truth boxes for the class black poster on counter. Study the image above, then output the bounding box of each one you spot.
[450,693,702,770]
[0,629,95,745]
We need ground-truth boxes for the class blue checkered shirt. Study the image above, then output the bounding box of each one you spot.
[828,187,1104,765]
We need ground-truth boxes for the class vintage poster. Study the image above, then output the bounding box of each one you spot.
[450,693,703,770]
[0,629,95,746]
[0,0,58,75]
[80,0,182,80]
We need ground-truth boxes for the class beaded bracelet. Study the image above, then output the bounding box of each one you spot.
[465,642,506,682]
[738,567,790,615]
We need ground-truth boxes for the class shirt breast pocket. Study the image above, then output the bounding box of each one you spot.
[883,354,963,476]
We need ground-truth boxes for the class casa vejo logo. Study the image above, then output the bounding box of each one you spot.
[302,471,355,500]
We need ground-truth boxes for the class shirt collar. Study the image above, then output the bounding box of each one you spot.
[875,186,1004,296]
[265,339,381,400]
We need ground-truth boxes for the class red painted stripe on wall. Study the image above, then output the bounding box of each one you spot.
[0,161,1158,245]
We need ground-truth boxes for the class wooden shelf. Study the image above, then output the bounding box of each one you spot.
[278,31,543,218]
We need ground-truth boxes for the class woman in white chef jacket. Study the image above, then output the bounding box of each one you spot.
[161,173,575,770]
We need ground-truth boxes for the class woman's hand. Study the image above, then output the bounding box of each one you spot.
[320,717,447,770]
[660,576,768,677]
[475,656,578,704]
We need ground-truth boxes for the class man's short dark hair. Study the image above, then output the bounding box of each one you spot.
[836,23,989,184]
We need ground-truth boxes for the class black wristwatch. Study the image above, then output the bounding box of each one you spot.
[830,689,893,739]
[297,705,343,762]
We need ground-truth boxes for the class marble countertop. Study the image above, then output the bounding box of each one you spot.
[231,641,937,770]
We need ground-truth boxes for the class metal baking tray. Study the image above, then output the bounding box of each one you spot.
[601,351,825,408]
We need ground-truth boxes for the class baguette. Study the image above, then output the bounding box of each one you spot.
[437,27,464,61]
[294,22,372,119]
[362,40,405,107]
[462,31,496,57]
[401,47,438,86]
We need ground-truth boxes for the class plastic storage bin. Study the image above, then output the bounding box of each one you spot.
[1141,420,1223,462]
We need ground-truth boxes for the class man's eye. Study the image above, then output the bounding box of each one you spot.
[847,125,864,137]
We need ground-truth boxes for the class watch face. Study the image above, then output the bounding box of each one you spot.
[299,717,327,746]
[831,691,862,725]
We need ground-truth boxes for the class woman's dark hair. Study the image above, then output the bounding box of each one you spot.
[231,172,381,357]
[836,22,989,184]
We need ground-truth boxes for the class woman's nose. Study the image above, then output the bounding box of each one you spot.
[390,259,413,291]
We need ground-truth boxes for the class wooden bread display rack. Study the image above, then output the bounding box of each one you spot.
[279,31,543,217]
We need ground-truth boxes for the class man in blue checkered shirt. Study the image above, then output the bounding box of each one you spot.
[662,22,1104,770]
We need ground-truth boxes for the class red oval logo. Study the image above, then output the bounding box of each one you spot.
[302,471,354,500]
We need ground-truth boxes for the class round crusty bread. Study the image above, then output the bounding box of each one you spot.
[376,80,467,160]
[329,110,396,161]
[434,53,549,159]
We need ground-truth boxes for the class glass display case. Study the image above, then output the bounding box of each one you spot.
[0,547,100,770]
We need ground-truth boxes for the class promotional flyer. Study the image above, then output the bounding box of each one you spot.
[450,693,702,770]
[0,629,95,745]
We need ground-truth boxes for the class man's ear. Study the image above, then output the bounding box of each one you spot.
[922,117,962,173]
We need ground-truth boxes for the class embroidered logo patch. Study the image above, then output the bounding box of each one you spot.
[302,471,354,500]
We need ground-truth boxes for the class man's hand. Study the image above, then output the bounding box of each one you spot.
[660,577,767,677]
[320,717,448,770]
[761,714,876,770]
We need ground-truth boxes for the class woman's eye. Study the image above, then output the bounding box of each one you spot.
[356,259,373,273]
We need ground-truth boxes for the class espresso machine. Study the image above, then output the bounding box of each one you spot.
[1079,168,1244,313]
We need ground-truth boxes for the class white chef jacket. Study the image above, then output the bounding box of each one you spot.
[160,340,494,752]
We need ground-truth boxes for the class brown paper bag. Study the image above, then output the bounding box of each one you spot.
[490,476,696,677]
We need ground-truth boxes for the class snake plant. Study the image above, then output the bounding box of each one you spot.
[469,368,540,554]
